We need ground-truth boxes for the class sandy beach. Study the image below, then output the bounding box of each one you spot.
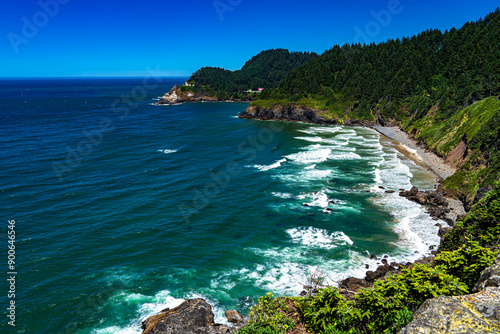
[373,126,456,181]
[373,126,466,221]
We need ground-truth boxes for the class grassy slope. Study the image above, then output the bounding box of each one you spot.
[402,97,500,204]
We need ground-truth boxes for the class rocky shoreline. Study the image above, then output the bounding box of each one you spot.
[339,185,467,298]
[142,102,477,333]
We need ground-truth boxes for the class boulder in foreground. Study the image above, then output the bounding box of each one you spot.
[141,298,230,334]
[400,256,500,333]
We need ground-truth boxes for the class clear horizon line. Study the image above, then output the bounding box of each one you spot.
[0,75,191,80]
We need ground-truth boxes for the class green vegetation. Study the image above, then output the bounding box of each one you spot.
[188,49,317,98]
[259,10,499,120]
[441,180,500,252]
[238,293,298,334]
[406,97,500,203]
[251,9,500,200]
[230,10,500,333]
[238,180,500,333]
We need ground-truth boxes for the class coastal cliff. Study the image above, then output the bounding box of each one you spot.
[239,104,375,127]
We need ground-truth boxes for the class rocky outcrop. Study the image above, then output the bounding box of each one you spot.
[399,186,465,225]
[224,310,244,324]
[400,289,500,333]
[339,262,403,297]
[155,86,219,105]
[239,104,377,126]
[474,255,500,292]
[141,299,231,334]
[155,85,251,105]
[239,104,333,124]
[400,256,500,334]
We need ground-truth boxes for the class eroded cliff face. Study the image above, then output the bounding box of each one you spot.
[239,104,376,127]
[239,104,329,123]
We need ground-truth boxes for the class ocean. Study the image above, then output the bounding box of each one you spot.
[0,78,446,333]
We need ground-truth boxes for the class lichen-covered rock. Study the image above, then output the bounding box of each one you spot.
[400,288,500,333]
[225,310,244,324]
[141,299,230,334]
[474,255,500,292]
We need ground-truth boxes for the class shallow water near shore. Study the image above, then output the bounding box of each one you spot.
[1,78,445,333]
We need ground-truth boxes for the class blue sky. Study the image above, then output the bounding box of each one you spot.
[1,0,498,77]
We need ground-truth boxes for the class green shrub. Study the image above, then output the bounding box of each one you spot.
[441,179,500,251]
[353,264,468,333]
[237,322,282,334]
[242,292,296,334]
[300,287,360,333]
[435,239,499,290]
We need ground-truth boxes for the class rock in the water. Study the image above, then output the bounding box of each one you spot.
[225,310,244,324]
[141,299,230,334]
[474,255,500,292]
[400,288,500,333]
[385,190,396,194]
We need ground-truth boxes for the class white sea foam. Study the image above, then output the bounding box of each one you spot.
[286,148,331,164]
[323,138,349,146]
[335,134,355,141]
[287,227,353,249]
[272,192,294,199]
[295,136,324,142]
[367,143,445,257]
[328,152,362,160]
[247,158,286,172]
[247,247,372,294]
[304,169,332,179]
[92,289,229,334]
[298,126,341,135]
[158,149,178,155]
[92,290,185,334]
[238,126,445,303]
[303,189,330,208]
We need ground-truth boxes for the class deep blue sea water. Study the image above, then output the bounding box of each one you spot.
[1,78,447,333]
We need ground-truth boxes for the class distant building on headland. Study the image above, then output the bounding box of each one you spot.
[245,88,265,93]
[184,81,195,87]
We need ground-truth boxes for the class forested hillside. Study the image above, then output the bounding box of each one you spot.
[251,9,500,203]
[188,49,317,95]
[259,9,499,120]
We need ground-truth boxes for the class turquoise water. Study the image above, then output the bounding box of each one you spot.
[1,78,444,333]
